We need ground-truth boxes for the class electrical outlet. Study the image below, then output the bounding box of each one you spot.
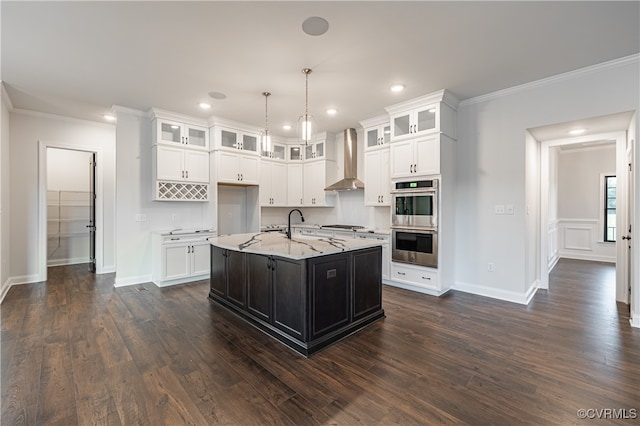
[495,205,505,215]
[488,262,494,272]
[135,214,147,222]
[506,204,514,215]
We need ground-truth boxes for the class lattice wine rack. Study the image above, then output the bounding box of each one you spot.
[155,181,209,201]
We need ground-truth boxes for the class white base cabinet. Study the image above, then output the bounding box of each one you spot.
[389,262,447,296]
[152,231,215,287]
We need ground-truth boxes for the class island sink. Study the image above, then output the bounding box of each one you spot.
[208,232,385,356]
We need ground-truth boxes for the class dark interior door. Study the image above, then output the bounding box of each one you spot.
[88,153,96,273]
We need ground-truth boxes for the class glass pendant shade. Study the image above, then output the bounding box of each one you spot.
[298,68,315,145]
[260,130,272,155]
[297,113,316,145]
[260,92,272,155]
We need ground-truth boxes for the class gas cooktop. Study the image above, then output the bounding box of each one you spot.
[321,224,366,230]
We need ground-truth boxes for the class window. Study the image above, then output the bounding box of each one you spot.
[604,175,616,242]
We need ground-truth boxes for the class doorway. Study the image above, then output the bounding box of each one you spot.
[533,111,635,309]
[46,148,96,271]
[38,141,105,282]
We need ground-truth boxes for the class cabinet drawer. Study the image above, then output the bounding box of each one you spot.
[161,233,214,244]
[390,263,437,289]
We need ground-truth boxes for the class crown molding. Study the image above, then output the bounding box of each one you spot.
[112,105,147,118]
[459,54,640,107]
[12,108,115,128]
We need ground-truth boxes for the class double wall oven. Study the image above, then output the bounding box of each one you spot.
[391,178,438,268]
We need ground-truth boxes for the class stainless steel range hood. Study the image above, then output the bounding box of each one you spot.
[325,128,365,191]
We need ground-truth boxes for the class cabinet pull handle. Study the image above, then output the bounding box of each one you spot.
[422,276,431,280]
[397,271,406,275]
[185,170,188,178]
[187,246,191,253]
[380,195,383,203]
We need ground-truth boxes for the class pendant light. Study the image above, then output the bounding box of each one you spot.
[297,68,316,146]
[259,92,272,155]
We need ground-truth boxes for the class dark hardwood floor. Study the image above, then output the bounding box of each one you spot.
[2,259,638,425]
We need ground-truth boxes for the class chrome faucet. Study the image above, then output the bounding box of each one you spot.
[287,209,305,239]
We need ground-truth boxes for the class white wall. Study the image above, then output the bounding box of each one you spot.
[113,107,217,286]
[1,83,11,299]
[556,144,616,262]
[455,56,639,303]
[9,111,116,283]
[47,148,92,191]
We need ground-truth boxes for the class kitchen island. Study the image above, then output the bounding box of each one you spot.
[208,231,385,356]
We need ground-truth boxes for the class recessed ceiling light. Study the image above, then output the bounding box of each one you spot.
[390,84,405,93]
[103,114,115,122]
[568,128,587,135]
[282,124,292,131]
[302,16,329,36]
[208,91,227,100]
[326,108,337,116]
[199,102,211,109]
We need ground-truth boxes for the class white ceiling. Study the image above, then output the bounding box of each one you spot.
[2,1,639,136]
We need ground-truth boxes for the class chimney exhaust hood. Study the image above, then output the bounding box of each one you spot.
[325,128,365,191]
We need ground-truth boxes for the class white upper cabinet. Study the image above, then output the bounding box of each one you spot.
[364,147,390,205]
[304,140,324,160]
[216,151,259,185]
[360,115,391,151]
[287,163,304,206]
[389,104,437,140]
[261,140,286,160]
[153,145,209,183]
[289,145,303,161]
[215,127,260,154]
[389,135,439,179]
[260,160,287,206]
[385,89,458,142]
[154,118,209,151]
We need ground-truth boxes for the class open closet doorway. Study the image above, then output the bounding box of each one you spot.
[46,147,96,272]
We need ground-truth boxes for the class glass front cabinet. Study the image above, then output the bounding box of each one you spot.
[154,119,209,150]
[385,89,457,142]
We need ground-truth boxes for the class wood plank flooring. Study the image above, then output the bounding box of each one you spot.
[2,259,639,425]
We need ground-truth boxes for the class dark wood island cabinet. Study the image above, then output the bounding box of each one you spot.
[208,232,385,356]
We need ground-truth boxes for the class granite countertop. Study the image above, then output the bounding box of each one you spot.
[208,231,383,260]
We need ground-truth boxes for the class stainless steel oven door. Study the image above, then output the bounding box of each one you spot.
[391,190,438,229]
[392,228,438,268]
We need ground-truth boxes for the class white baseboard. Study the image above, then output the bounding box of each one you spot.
[525,280,540,304]
[384,280,450,297]
[47,257,90,267]
[0,278,11,304]
[558,251,616,263]
[453,280,536,305]
[152,273,209,288]
[99,265,116,274]
[631,312,640,328]
[0,274,42,304]
[114,274,152,287]
[548,254,560,273]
